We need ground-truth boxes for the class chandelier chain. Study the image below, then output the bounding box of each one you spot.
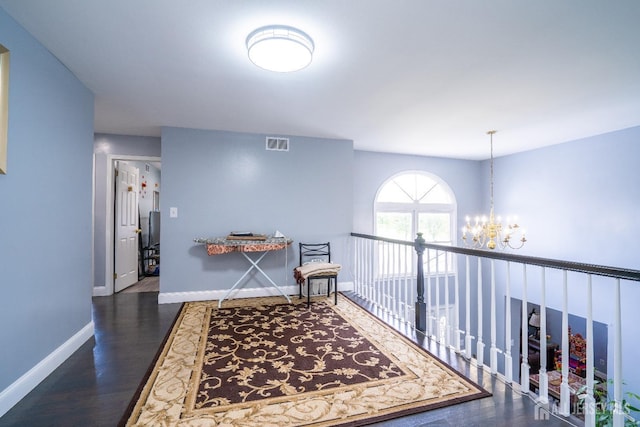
[488,130,495,215]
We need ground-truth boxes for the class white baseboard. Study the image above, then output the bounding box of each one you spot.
[158,285,299,304]
[341,281,354,291]
[92,285,110,297]
[0,322,95,418]
[158,281,354,305]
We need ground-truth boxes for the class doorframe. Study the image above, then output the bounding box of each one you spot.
[102,154,161,296]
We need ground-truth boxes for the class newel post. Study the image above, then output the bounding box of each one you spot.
[415,232,427,331]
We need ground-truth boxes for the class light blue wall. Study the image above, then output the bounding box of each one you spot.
[494,126,640,267]
[160,127,353,293]
[353,150,483,236]
[488,126,640,394]
[93,133,161,287]
[0,8,94,392]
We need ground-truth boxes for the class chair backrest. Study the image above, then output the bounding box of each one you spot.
[299,242,331,266]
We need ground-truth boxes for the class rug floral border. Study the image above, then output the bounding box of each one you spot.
[121,295,490,426]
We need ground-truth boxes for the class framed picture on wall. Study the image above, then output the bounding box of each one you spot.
[0,44,9,175]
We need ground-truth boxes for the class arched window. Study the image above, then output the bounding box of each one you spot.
[374,171,457,275]
[375,171,457,244]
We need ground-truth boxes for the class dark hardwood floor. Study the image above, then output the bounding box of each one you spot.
[0,292,580,426]
[119,275,159,293]
[0,292,182,427]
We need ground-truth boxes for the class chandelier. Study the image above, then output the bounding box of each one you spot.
[462,130,527,250]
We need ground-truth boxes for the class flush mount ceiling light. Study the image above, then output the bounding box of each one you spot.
[246,25,314,72]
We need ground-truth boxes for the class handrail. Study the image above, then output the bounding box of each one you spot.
[350,232,414,247]
[351,232,640,282]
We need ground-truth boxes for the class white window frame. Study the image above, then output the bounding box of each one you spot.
[374,171,457,276]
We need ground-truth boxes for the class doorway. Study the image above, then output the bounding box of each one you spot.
[114,161,140,292]
[101,154,161,295]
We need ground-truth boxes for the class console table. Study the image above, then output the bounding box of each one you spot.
[194,236,292,308]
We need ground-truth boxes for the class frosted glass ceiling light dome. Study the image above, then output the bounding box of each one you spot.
[246,25,314,72]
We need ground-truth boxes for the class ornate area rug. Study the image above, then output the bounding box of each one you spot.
[121,295,490,426]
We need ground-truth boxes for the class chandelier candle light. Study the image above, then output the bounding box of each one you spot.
[462,130,527,250]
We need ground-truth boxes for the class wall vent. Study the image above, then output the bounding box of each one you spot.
[266,137,289,151]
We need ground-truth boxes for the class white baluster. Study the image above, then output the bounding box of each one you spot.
[385,241,390,312]
[395,243,401,318]
[490,259,498,374]
[520,264,530,393]
[377,241,383,308]
[361,239,366,299]
[559,270,571,416]
[389,242,394,312]
[368,239,373,302]
[362,239,367,299]
[360,238,365,296]
[353,238,358,295]
[454,256,461,353]
[356,238,361,296]
[538,267,549,404]
[371,241,377,306]
[409,244,416,326]
[436,250,441,343]
[358,238,363,295]
[365,239,370,300]
[504,262,512,383]
[584,275,596,427]
[444,250,450,348]
[381,242,391,312]
[405,244,411,322]
[426,248,433,338]
[381,241,385,307]
[477,258,484,368]
[383,242,389,310]
[613,278,623,427]
[352,238,356,294]
[465,255,473,360]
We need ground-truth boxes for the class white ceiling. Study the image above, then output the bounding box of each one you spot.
[1,0,639,160]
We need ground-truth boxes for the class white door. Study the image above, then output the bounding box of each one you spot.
[115,162,140,292]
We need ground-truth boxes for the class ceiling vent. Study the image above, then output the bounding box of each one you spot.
[266,137,289,151]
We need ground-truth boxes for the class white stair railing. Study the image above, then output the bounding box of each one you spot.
[351,232,640,425]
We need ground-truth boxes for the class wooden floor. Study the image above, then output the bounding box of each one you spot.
[0,292,580,427]
[119,275,159,293]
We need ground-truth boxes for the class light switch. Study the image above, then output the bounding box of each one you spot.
[169,207,178,218]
